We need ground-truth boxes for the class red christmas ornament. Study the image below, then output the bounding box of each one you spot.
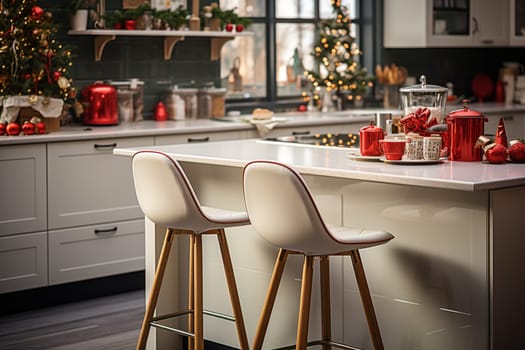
[235,24,244,32]
[154,101,168,121]
[0,123,6,135]
[22,121,36,135]
[484,143,507,164]
[297,104,307,112]
[32,6,44,20]
[509,140,525,162]
[53,71,61,81]
[35,121,46,134]
[225,23,234,32]
[495,117,508,147]
[6,122,20,136]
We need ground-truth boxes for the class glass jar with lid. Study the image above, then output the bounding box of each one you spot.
[399,75,448,123]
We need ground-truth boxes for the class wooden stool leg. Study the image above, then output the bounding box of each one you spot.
[188,234,195,350]
[136,228,175,350]
[320,256,331,349]
[193,234,204,350]
[217,229,249,350]
[252,249,289,350]
[350,251,384,350]
[296,255,314,350]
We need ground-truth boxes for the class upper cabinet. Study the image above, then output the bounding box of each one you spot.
[510,0,525,45]
[384,0,509,47]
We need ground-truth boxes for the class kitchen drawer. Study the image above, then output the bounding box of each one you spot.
[155,129,256,145]
[0,231,47,294]
[265,122,363,138]
[485,113,525,140]
[48,219,145,285]
[47,137,154,229]
[0,144,46,236]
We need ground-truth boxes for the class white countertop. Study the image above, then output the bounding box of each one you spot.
[114,138,525,192]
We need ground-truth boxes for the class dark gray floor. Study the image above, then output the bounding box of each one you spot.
[0,289,145,350]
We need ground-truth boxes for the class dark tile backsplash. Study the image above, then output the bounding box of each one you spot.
[43,0,220,118]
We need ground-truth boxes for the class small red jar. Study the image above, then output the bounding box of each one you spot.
[360,123,384,156]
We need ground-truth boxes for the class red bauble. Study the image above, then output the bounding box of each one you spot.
[484,143,507,164]
[0,123,6,135]
[225,23,234,32]
[297,104,307,112]
[32,6,44,20]
[509,140,525,162]
[35,121,46,134]
[22,121,36,135]
[53,71,61,81]
[235,24,244,32]
[6,122,20,136]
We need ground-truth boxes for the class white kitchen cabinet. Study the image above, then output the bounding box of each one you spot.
[0,144,46,236]
[155,130,255,145]
[0,232,47,293]
[485,112,525,140]
[263,122,363,138]
[47,137,154,229]
[510,0,525,45]
[384,0,509,47]
[48,219,145,285]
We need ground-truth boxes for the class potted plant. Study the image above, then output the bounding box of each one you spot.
[154,6,188,30]
[69,0,99,31]
[102,10,124,29]
[122,7,141,30]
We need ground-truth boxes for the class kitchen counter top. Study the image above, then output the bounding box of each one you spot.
[0,110,392,146]
[114,138,525,192]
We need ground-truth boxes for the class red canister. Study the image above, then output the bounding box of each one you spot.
[82,82,118,126]
[446,100,487,161]
[359,123,384,156]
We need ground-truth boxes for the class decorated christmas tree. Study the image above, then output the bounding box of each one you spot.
[0,0,75,132]
[305,0,372,108]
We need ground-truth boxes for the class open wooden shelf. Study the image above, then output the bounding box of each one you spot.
[68,29,250,61]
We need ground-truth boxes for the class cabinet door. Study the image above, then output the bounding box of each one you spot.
[0,232,47,293]
[155,129,256,145]
[510,0,525,45]
[47,137,154,229]
[48,219,145,285]
[426,0,474,47]
[485,113,524,140]
[0,144,46,236]
[473,0,509,45]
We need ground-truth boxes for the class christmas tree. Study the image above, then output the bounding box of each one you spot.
[0,0,75,101]
[305,0,372,108]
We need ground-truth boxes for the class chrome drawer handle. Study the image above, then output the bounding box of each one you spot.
[94,227,118,235]
[94,143,117,149]
[187,137,210,143]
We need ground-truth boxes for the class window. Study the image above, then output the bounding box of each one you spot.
[220,0,365,110]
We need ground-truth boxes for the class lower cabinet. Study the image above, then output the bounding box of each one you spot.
[48,219,145,285]
[0,231,47,293]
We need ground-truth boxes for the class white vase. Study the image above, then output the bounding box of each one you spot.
[71,9,89,31]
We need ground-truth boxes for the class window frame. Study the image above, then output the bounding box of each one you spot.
[224,0,376,112]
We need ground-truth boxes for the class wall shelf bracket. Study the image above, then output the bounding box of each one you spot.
[94,35,115,61]
[164,36,185,60]
[210,37,234,61]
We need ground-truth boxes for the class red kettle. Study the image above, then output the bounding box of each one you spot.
[82,82,118,125]
[446,100,487,161]
[359,122,384,156]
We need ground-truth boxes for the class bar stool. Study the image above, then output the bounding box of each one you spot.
[132,150,250,350]
[242,160,394,350]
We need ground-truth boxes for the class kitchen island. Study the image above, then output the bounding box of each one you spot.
[114,139,525,350]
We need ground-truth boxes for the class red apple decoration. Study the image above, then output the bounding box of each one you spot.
[225,23,234,32]
[0,123,6,135]
[484,143,507,164]
[22,121,35,135]
[509,140,525,162]
[235,24,244,32]
[6,122,20,136]
[35,121,46,134]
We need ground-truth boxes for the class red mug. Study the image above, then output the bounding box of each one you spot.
[379,139,406,160]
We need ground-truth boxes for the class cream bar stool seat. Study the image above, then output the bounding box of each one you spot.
[132,150,250,350]
[243,160,394,350]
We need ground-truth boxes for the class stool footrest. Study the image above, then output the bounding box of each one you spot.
[274,339,363,350]
[150,321,195,338]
